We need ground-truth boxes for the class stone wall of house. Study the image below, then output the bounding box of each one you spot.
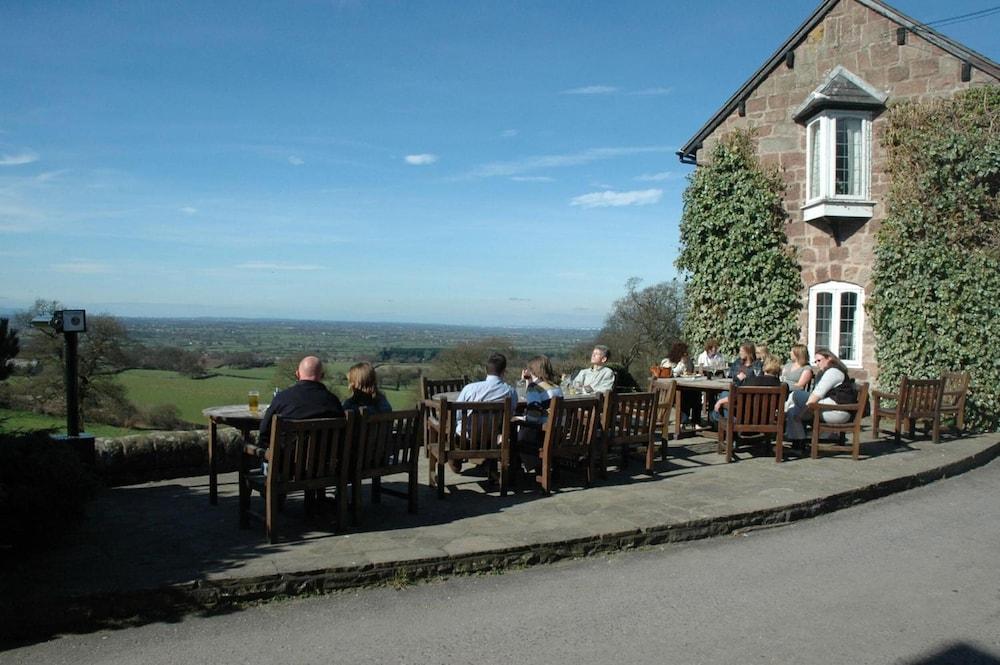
[696,0,998,382]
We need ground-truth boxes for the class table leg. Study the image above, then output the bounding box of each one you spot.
[209,419,218,505]
[674,386,683,442]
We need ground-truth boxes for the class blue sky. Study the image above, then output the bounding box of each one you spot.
[2,0,998,327]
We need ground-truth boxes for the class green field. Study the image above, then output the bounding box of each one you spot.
[118,367,421,425]
[0,408,139,437]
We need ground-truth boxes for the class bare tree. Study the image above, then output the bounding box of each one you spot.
[596,278,685,373]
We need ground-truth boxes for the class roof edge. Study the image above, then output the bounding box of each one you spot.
[677,0,1000,163]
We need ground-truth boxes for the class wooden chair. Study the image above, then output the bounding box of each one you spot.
[419,376,469,457]
[872,377,945,444]
[536,395,601,494]
[352,408,421,525]
[811,382,869,460]
[425,398,512,498]
[239,414,354,544]
[717,384,788,463]
[648,378,677,443]
[600,391,658,475]
[939,371,971,433]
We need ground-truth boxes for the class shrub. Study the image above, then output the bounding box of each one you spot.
[144,404,187,430]
[676,129,802,358]
[869,87,1000,431]
[0,431,100,550]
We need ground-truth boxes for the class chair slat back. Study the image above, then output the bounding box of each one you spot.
[901,377,944,420]
[544,395,601,457]
[356,409,421,477]
[648,378,677,430]
[604,391,657,446]
[445,400,511,453]
[728,384,787,434]
[267,414,354,488]
[941,371,970,410]
[420,376,469,400]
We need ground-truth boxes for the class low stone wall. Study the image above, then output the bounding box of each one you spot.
[95,429,246,486]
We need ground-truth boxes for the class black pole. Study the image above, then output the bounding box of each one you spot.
[64,331,80,437]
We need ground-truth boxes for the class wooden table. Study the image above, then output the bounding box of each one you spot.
[672,377,731,442]
[203,404,268,505]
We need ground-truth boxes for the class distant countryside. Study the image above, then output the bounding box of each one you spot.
[0,314,598,436]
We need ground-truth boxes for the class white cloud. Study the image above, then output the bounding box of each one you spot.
[635,171,679,182]
[561,85,618,95]
[570,188,663,208]
[469,146,673,178]
[235,262,323,271]
[510,176,554,183]
[501,129,519,138]
[404,153,438,165]
[0,151,39,166]
[53,260,113,274]
[179,206,198,215]
[629,86,674,96]
[288,155,304,166]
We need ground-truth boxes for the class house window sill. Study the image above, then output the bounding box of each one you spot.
[802,199,875,222]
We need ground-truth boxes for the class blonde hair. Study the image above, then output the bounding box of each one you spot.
[790,343,809,366]
[762,354,782,377]
[347,362,378,397]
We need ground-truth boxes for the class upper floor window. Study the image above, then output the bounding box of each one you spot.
[794,66,885,223]
[808,281,865,368]
[806,111,872,205]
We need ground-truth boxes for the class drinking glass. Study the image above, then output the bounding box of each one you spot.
[248,390,260,415]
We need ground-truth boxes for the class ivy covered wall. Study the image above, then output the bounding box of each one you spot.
[869,86,1000,431]
[676,130,802,358]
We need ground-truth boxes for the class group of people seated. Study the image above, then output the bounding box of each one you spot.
[659,338,855,445]
[258,345,619,445]
[258,338,854,457]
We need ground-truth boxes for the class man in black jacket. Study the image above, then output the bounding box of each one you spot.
[259,356,344,443]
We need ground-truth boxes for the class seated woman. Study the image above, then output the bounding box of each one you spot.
[781,343,814,391]
[712,354,782,424]
[784,348,851,441]
[518,355,564,471]
[667,342,703,429]
[729,341,761,387]
[341,362,393,414]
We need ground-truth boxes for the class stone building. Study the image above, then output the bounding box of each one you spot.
[677,0,1000,380]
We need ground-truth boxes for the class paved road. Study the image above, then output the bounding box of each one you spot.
[10,459,1000,665]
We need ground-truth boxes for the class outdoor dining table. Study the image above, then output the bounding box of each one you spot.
[671,376,732,442]
[202,404,268,505]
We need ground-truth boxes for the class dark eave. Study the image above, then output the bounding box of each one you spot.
[677,0,1000,165]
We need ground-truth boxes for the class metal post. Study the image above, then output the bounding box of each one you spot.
[64,331,81,437]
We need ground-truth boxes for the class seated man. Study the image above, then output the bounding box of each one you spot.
[573,345,616,393]
[259,356,345,444]
[451,352,519,474]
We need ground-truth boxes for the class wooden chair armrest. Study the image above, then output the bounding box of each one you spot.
[871,390,897,400]
[813,402,860,412]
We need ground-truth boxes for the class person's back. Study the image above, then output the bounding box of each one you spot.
[455,353,517,410]
[342,390,392,414]
[259,356,344,443]
[341,362,393,414]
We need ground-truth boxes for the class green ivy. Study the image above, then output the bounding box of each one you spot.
[676,129,802,359]
[869,86,1000,432]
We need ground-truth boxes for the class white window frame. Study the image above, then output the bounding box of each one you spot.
[803,110,875,222]
[807,281,865,369]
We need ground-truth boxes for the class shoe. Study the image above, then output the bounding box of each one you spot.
[447,459,463,474]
